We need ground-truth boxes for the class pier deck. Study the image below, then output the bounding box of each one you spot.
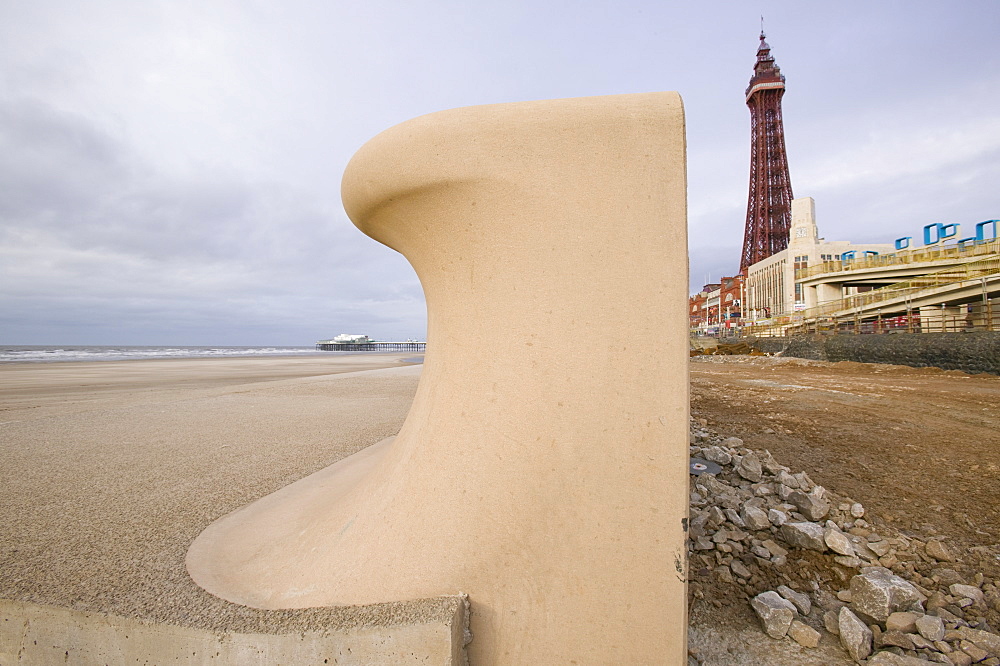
[316,342,426,352]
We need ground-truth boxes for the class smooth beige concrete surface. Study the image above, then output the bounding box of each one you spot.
[188,92,690,663]
[0,599,467,665]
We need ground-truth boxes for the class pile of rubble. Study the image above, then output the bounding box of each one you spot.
[689,341,767,357]
[687,418,1000,664]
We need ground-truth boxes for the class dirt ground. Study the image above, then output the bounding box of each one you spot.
[690,356,1000,568]
[686,355,1000,663]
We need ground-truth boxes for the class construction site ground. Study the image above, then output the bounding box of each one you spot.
[687,355,1000,664]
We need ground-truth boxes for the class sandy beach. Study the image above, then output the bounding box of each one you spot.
[0,353,459,634]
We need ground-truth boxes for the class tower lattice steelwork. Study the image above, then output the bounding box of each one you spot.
[740,32,794,274]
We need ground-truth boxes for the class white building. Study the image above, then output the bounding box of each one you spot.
[744,197,894,320]
[331,334,370,344]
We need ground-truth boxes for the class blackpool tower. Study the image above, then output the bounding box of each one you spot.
[740,32,794,274]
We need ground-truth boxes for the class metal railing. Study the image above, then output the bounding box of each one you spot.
[795,238,1000,281]
[316,342,426,352]
[784,308,1000,336]
[801,254,1000,319]
[694,306,999,339]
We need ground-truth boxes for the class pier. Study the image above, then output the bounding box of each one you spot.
[315,341,426,352]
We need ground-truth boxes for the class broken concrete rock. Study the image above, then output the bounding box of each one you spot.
[702,446,732,466]
[885,611,920,633]
[775,469,798,489]
[730,559,751,580]
[838,606,873,662]
[876,629,915,650]
[777,585,811,615]
[788,489,830,522]
[824,527,856,557]
[867,539,892,557]
[737,452,763,483]
[768,508,788,527]
[950,583,986,607]
[867,651,937,666]
[740,505,771,531]
[915,613,946,642]
[781,521,827,552]
[956,626,1000,656]
[834,555,863,568]
[792,471,814,491]
[761,539,787,559]
[947,651,974,666]
[684,415,1000,666]
[925,539,956,562]
[849,567,925,623]
[750,591,797,639]
[787,619,820,648]
[823,609,840,635]
[959,639,990,663]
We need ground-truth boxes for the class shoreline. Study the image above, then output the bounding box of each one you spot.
[0,345,333,365]
[0,350,420,367]
[0,353,422,420]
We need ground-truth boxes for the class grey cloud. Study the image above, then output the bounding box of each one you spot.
[2,1,998,341]
[0,97,129,219]
[0,92,424,344]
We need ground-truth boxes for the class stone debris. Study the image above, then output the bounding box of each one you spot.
[788,489,830,522]
[750,591,797,638]
[825,526,856,557]
[821,610,840,635]
[886,611,920,633]
[781,521,826,551]
[839,606,873,661]
[787,619,821,648]
[926,539,957,562]
[960,639,990,662]
[915,613,946,641]
[686,416,1000,665]
[877,629,915,650]
[736,451,763,483]
[741,504,771,531]
[867,651,937,665]
[849,567,924,623]
[952,584,986,607]
[777,584,812,615]
[957,626,1000,655]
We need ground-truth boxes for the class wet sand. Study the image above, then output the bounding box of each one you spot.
[0,353,457,632]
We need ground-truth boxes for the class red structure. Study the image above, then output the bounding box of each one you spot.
[740,32,794,274]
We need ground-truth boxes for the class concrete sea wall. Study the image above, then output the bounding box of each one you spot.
[0,598,469,665]
[750,332,1000,375]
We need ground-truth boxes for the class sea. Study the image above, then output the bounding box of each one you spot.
[0,345,328,363]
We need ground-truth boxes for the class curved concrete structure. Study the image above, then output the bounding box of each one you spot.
[188,92,690,663]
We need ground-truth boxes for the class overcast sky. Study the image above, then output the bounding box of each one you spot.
[2,1,998,345]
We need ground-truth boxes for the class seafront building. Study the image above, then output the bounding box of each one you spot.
[690,32,1000,336]
[690,278,742,335]
[743,197,893,321]
[690,210,1000,335]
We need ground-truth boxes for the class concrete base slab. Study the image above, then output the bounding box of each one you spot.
[0,598,468,665]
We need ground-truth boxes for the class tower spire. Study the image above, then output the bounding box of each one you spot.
[740,31,794,273]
